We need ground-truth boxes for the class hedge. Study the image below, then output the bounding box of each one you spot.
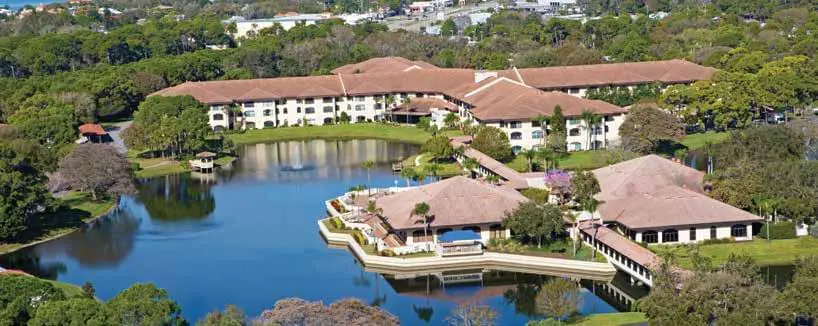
[759,221,797,240]
[352,230,367,245]
[330,217,344,230]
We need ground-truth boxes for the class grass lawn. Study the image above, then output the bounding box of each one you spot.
[488,239,606,262]
[227,123,435,145]
[402,154,463,177]
[566,312,648,325]
[508,150,607,172]
[651,237,818,269]
[0,192,116,255]
[681,131,730,150]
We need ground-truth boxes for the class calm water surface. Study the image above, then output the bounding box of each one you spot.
[4,140,637,324]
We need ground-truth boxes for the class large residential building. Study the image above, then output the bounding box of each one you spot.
[152,57,716,151]
[592,155,763,244]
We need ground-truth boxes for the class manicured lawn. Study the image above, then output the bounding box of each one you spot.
[681,131,730,150]
[488,239,605,262]
[402,153,463,177]
[508,150,607,172]
[567,312,648,325]
[227,123,434,145]
[0,192,116,255]
[652,237,818,269]
[128,150,236,179]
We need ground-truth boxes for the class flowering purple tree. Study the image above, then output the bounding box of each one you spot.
[544,170,572,203]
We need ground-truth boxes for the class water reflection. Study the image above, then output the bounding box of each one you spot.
[135,174,216,221]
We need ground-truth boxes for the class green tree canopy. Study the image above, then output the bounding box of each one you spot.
[503,202,564,248]
[421,136,455,162]
[618,104,684,154]
[471,126,514,162]
[103,283,186,326]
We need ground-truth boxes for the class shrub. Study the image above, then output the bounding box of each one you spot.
[520,188,550,204]
[130,162,141,171]
[380,249,396,257]
[352,230,367,245]
[759,221,796,240]
[487,238,526,253]
[330,217,344,230]
[701,237,735,245]
[809,224,818,238]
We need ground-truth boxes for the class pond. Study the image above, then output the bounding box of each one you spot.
[3,139,639,324]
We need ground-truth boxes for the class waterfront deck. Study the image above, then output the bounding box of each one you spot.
[318,219,617,281]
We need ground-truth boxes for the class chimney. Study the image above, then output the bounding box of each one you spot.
[474,70,497,83]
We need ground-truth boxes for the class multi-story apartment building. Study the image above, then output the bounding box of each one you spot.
[152,57,715,151]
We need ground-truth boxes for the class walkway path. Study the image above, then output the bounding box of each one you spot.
[414,154,424,166]
[105,121,132,154]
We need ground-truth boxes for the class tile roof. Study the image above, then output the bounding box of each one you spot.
[502,59,717,89]
[331,57,439,74]
[457,78,627,121]
[579,222,660,268]
[375,176,528,230]
[592,155,762,230]
[389,97,458,116]
[340,69,474,96]
[151,75,344,103]
[460,146,529,189]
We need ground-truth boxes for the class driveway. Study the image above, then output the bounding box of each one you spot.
[105,121,132,154]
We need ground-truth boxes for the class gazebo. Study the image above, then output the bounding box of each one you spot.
[189,151,216,173]
[78,123,108,143]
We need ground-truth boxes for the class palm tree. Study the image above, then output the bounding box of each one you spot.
[582,198,601,259]
[362,160,374,196]
[533,114,550,147]
[413,202,431,244]
[424,163,441,181]
[400,167,417,187]
[520,149,538,172]
[485,174,500,185]
[580,109,599,150]
[462,158,479,178]
[537,148,556,171]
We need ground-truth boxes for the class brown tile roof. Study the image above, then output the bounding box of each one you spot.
[592,154,705,202]
[331,57,438,74]
[389,97,458,116]
[78,123,106,136]
[340,69,474,96]
[503,59,716,89]
[600,186,763,229]
[592,155,762,230]
[150,75,344,103]
[461,147,529,189]
[375,176,528,230]
[459,78,627,121]
[579,222,660,268]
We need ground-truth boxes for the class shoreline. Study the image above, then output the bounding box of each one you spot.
[226,123,437,145]
[0,198,119,256]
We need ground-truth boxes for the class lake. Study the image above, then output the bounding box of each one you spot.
[2,139,638,324]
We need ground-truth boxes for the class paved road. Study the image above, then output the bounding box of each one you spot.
[384,1,498,32]
[106,121,132,154]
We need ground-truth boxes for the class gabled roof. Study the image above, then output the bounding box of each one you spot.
[150,75,344,103]
[375,176,528,230]
[389,97,458,116]
[592,155,762,229]
[340,69,474,96]
[79,123,106,136]
[331,57,439,74]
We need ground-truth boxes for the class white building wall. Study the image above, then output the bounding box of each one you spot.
[635,223,753,245]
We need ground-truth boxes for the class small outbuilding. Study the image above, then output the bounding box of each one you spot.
[190,151,216,173]
[78,123,108,143]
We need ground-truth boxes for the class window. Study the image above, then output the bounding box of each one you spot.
[323,106,334,113]
[304,98,314,104]
[244,102,255,108]
[323,117,334,124]
[305,107,315,114]
[415,93,423,97]
[356,116,366,122]
[509,121,521,129]
[296,107,302,113]
[731,224,747,238]
[568,88,580,94]
[568,119,579,125]
[263,109,272,116]
[569,128,581,136]
[642,231,658,244]
[263,121,275,128]
[244,110,256,117]
[605,116,614,122]
[662,229,678,243]
[710,226,717,239]
[690,228,697,241]
[532,130,544,139]
[531,120,542,127]
[275,108,280,114]
[355,104,365,111]
[283,108,288,114]
[499,121,508,128]
[245,122,256,129]
[323,97,333,103]
[592,140,603,149]
[374,103,383,110]
[510,132,522,140]
[512,145,522,153]
[260,101,274,107]
[604,125,609,132]
[212,113,224,121]
[296,99,303,104]
[593,127,603,135]
[210,105,224,111]
[571,142,582,151]
[355,96,366,102]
